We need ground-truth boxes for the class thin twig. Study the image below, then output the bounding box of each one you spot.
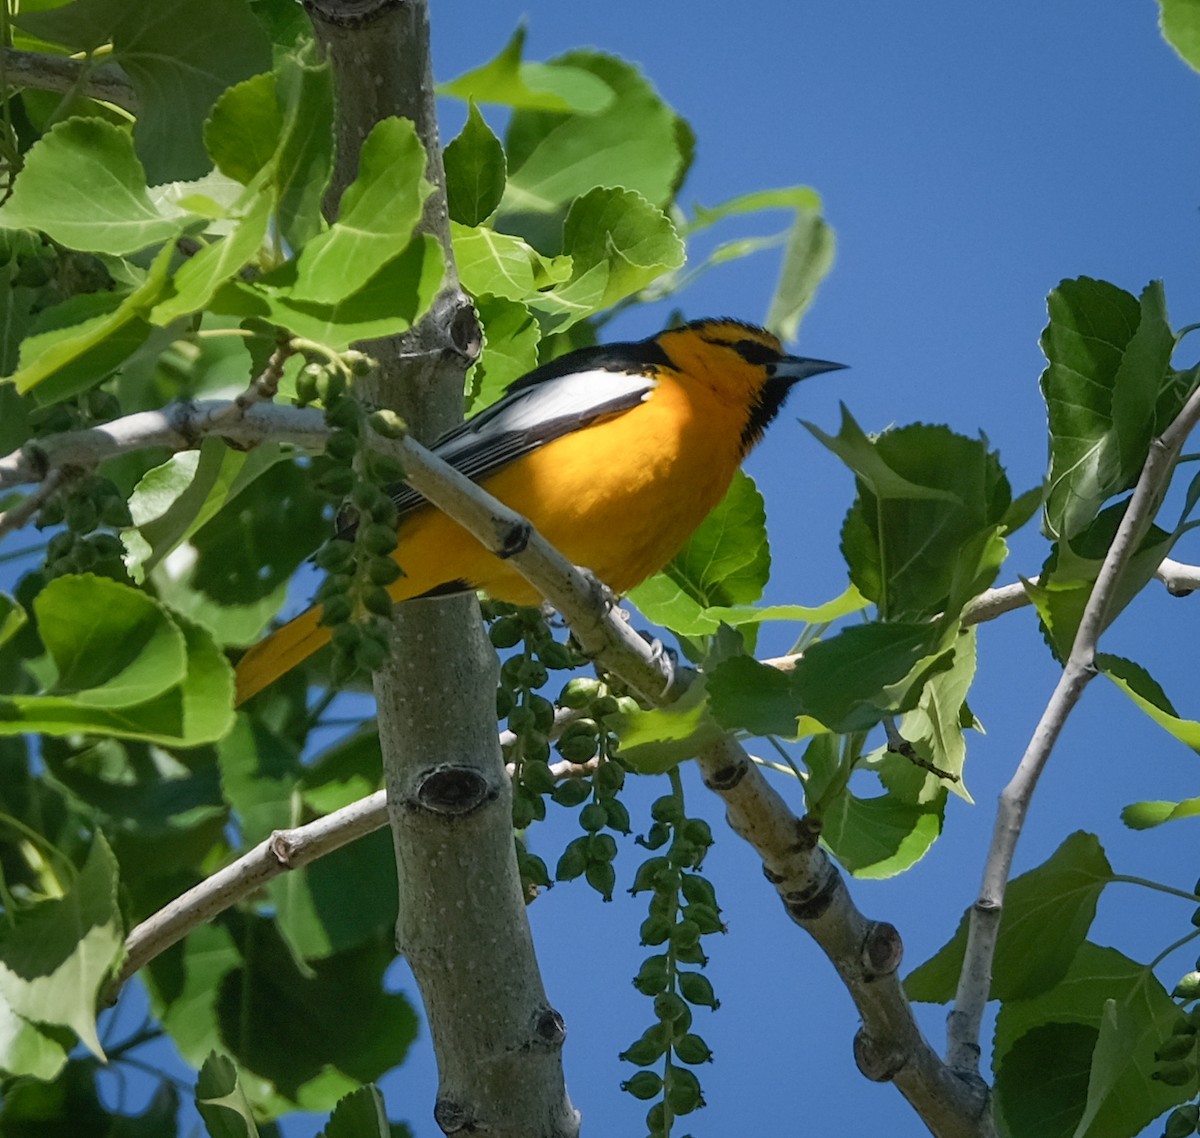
[2,48,137,112]
[947,379,1200,1073]
[0,466,66,541]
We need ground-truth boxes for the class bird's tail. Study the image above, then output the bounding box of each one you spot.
[234,604,330,706]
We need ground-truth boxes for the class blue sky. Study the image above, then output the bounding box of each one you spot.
[77,4,1200,1137]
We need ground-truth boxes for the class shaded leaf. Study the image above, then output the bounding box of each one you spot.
[444,102,506,226]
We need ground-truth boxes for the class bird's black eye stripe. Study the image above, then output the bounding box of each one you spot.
[730,338,780,366]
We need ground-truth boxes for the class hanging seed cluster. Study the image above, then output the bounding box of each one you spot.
[622,788,722,1137]
[1155,889,1200,1135]
[297,354,408,686]
[36,392,133,583]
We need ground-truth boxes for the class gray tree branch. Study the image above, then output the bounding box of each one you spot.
[1,47,138,112]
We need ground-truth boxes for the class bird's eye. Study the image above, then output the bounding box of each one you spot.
[731,339,779,366]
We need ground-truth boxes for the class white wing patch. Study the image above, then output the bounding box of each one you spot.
[434,369,656,465]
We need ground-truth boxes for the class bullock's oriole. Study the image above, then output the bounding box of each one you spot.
[234,318,842,703]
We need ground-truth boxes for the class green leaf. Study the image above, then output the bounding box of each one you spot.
[0,117,188,255]
[706,655,805,739]
[608,678,724,774]
[1159,0,1200,72]
[0,593,28,652]
[820,789,944,879]
[501,52,687,234]
[1041,278,1175,542]
[10,242,175,397]
[629,470,769,632]
[0,999,71,1080]
[789,621,943,734]
[300,729,383,815]
[35,574,186,705]
[875,627,979,804]
[151,189,272,323]
[218,717,300,846]
[440,26,614,113]
[1099,653,1200,752]
[905,832,1113,1003]
[466,295,541,414]
[445,102,506,226]
[290,117,431,303]
[271,827,398,960]
[993,943,1193,1138]
[204,71,283,187]
[1121,796,1200,829]
[19,0,272,183]
[321,1085,391,1138]
[994,1021,1099,1138]
[452,222,569,301]
[0,832,123,1060]
[197,1052,260,1138]
[817,411,1012,621]
[217,918,417,1109]
[766,204,836,342]
[213,234,445,351]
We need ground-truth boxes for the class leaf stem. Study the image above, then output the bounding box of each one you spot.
[1109,874,1200,904]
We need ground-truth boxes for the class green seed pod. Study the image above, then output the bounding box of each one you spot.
[650,795,684,825]
[367,408,406,438]
[1156,1034,1197,1062]
[367,451,407,484]
[361,523,399,555]
[36,497,65,528]
[343,350,374,377]
[331,621,364,650]
[559,677,602,709]
[46,531,75,561]
[499,655,526,688]
[654,991,689,1023]
[489,615,523,648]
[681,818,714,848]
[653,864,682,893]
[579,802,608,833]
[528,694,555,731]
[511,788,536,830]
[316,368,346,403]
[673,1032,713,1065]
[555,840,588,882]
[638,821,671,851]
[638,914,673,946]
[1173,972,1200,1001]
[518,850,551,889]
[319,595,354,626]
[664,1066,704,1115]
[295,364,321,405]
[507,703,537,734]
[355,636,389,672]
[591,693,621,719]
[587,833,618,863]
[325,396,359,431]
[98,496,133,528]
[517,658,549,689]
[325,429,358,463]
[603,798,631,835]
[316,466,357,498]
[618,1023,668,1067]
[361,585,393,618]
[351,480,385,513]
[551,778,591,808]
[329,645,359,685]
[647,893,674,919]
[90,533,125,561]
[585,861,615,901]
[680,874,718,909]
[677,970,719,1009]
[521,759,558,796]
[315,540,357,571]
[360,555,400,587]
[630,857,670,895]
[538,641,576,670]
[645,1103,666,1132]
[671,919,702,952]
[632,955,670,996]
[1164,1104,1200,1137]
[683,903,724,936]
[619,1071,662,1101]
[317,572,356,601]
[1173,1015,1199,1037]
[595,758,626,794]
[556,730,599,764]
[495,685,514,719]
[65,495,98,534]
[1153,1059,1197,1087]
[668,841,700,869]
[70,540,97,569]
[673,941,709,968]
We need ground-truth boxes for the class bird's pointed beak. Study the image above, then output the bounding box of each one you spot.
[773,355,847,385]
